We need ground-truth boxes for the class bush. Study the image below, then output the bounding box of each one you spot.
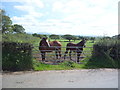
[2,42,33,71]
[2,33,39,44]
[85,39,120,68]
[93,39,120,60]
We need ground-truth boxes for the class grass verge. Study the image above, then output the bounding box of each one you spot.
[33,60,86,71]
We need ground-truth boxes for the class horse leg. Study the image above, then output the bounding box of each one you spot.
[58,50,61,58]
[69,50,72,60]
[55,51,59,59]
[64,49,68,60]
[58,48,61,58]
[41,52,45,61]
[77,52,81,63]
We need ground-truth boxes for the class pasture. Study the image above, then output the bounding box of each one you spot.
[2,33,119,71]
[32,39,94,60]
[2,8,119,72]
[32,38,95,71]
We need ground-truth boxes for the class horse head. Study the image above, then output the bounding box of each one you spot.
[77,38,87,48]
[40,37,50,47]
[82,38,87,47]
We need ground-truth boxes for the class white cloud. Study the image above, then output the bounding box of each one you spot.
[14,5,34,12]
[11,0,44,32]
[2,0,44,8]
[52,2,64,12]
[13,0,44,18]
[50,0,118,36]
[7,0,119,36]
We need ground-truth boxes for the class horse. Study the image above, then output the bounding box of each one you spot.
[39,38,62,61]
[64,39,86,63]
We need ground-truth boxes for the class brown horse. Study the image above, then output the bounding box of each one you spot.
[64,39,86,63]
[39,38,62,61]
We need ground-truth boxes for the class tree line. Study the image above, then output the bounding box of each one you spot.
[32,33,96,42]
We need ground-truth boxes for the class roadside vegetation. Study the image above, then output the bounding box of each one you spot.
[85,38,120,69]
[2,9,119,71]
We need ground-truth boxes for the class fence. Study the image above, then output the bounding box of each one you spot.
[32,46,93,63]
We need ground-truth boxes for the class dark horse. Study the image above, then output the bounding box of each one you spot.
[39,38,62,61]
[64,39,86,63]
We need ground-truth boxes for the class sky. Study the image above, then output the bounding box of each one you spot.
[1,0,119,36]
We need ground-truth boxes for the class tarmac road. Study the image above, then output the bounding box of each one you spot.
[2,69,118,88]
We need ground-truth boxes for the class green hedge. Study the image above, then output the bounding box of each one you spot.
[93,39,120,60]
[85,39,120,68]
[2,42,33,71]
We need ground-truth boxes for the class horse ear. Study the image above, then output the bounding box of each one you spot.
[42,37,47,40]
[45,37,48,39]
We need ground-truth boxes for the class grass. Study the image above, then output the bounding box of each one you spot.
[33,38,119,70]
[3,33,119,71]
[32,38,95,71]
[33,60,86,71]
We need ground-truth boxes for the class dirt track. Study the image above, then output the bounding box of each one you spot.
[2,69,118,88]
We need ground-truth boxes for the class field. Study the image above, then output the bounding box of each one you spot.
[3,33,119,71]
[32,39,94,60]
[32,38,95,71]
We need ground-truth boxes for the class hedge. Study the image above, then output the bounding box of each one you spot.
[2,42,33,71]
[86,39,120,68]
[93,39,120,60]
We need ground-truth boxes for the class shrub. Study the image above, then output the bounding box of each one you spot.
[93,39,120,60]
[85,39,120,68]
[2,42,33,71]
[2,33,39,44]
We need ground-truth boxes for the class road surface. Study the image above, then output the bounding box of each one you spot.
[2,69,118,88]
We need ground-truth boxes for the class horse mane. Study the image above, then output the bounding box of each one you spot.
[39,39,43,46]
[77,39,85,46]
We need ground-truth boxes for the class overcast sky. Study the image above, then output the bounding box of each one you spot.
[2,0,119,36]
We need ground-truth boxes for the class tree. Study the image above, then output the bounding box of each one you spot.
[62,34,75,42]
[1,9,13,33]
[49,34,60,40]
[90,37,95,43]
[72,36,77,42]
[112,34,120,39]
[12,24,25,33]
[32,33,38,37]
[32,33,48,39]
[78,36,84,40]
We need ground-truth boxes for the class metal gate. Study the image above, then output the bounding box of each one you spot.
[32,46,93,64]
